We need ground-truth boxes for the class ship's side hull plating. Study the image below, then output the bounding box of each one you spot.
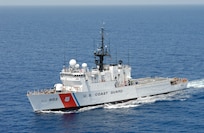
[27,79,188,112]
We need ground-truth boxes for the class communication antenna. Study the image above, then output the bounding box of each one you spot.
[63,51,66,66]
[75,42,77,59]
[93,38,96,65]
[116,46,118,64]
[128,48,130,65]
[108,39,111,59]
[94,26,110,72]
[63,41,67,67]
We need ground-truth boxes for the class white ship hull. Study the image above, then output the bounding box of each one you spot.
[27,77,188,112]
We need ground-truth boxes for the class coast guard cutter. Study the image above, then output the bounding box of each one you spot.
[27,27,188,112]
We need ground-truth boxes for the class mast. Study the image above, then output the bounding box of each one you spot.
[94,27,110,72]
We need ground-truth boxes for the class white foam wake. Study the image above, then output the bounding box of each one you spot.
[40,110,72,114]
[39,105,103,114]
[187,79,204,88]
[104,90,190,109]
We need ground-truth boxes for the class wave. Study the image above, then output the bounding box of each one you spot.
[187,78,204,89]
[39,105,103,114]
[104,90,191,109]
[39,110,72,114]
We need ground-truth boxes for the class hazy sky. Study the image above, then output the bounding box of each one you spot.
[0,0,204,6]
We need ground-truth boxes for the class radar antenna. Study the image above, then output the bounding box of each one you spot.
[94,27,110,72]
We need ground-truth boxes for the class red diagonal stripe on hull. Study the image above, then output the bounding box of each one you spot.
[59,93,77,108]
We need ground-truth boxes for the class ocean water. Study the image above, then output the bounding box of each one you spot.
[0,6,204,132]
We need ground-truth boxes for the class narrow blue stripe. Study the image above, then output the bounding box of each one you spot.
[72,93,80,107]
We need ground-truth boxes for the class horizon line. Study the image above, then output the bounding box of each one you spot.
[0,3,204,6]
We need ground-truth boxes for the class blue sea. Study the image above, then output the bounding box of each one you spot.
[0,6,204,132]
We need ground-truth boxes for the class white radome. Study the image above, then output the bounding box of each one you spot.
[82,63,87,68]
[75,64,80,68]
[69,59,76,67]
